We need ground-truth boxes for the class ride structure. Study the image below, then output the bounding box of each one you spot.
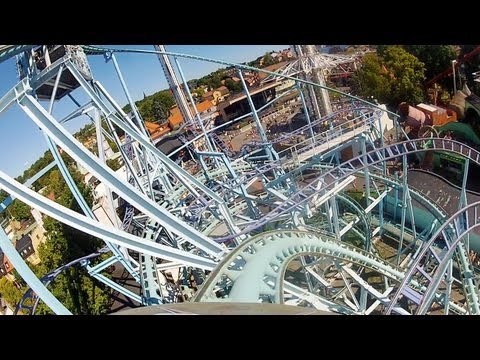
[0,44,479,315]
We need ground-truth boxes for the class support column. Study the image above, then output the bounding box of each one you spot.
[378,112,386,236]
[329,197,340,237]
[460,158,470,250]
[360,135,371,203]
[45,64,139,280]
[237,69,277,161]
[108,53,150,139]
[95,108,120,228]
[297,82,315,141]
[300,256,315,294]
[174,57,215,154]
[396,155,408,266]
[444,258,453,314]
[108,53,157,199]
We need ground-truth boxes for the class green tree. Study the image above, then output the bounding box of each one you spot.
[383,46,426,105]
[31,167,112,315]
[351,53,392,104]
[9,199,32,222]
[0,277,23,309]
[352,46,426,107]
[263,52,275,67]
[135,90,175,123]
[0,190,8,221]
[224,79,242,94]
[0,189,8,204]
[106,158,122,171]
[0,189,8,220]
[122,103,132,114]
[151,97,172,123]
[11,269,26,287]
[197,69,227,90]
[192,86,206,98]
[403,45,457,86]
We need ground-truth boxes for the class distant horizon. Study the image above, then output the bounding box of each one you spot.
[0,45,288,177]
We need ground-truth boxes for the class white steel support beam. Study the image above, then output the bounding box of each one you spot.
[68,63,219,203]
[334,260,360,311]
[154,45,194,127]
[342,266,409,315]
[311,175,355,210]
[18,93,225,257]
[0,78,29,114]
[283,281,355,315]
[88,76,236,233]
[0,169,218,270]
[364,190,388,214]
[305,266,331,287]
[365,287,394,315]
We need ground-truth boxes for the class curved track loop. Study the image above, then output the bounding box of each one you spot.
[217,138,480,242]
[3,45,477,315]
[194,230,406,314]
[0,45,36,64]
[387,201,480,315]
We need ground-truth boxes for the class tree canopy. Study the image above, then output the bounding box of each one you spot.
[0,166,112,314]
[9,199,33,222]
[106,158,122,171]
[32,167,111,314]
[135,90,175,123]
[263,52,275,67]
[352,46,426,107]
[0,278,23,309]
[403,45,457,87]
[151,97,172,123]
[197,69,228,90]
[224,79,243,93]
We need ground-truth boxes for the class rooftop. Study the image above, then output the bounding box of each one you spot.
[144,121,171,140]
[15,234,32,251]
[258,61,289,81]
[168,100,215,127]
[416,103,437,113]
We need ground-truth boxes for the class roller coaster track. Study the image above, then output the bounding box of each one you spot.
[387,201,480,315]
[190,106,380,201]
[188,136,479,243]
[3,45,478,315]
[218,138,480,242]
[18,158,461,314]
[4,79,225,257]
[193,230,467,314]
[0,45,36,64]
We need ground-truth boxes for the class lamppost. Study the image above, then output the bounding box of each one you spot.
[452,60,457,94]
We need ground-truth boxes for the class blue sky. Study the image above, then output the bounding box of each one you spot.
[0,45,288,177]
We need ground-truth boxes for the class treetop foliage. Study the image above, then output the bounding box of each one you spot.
[352,46,426,107]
